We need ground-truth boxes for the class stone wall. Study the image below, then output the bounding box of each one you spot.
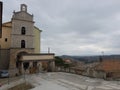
[11,4,34,49]
[0,25,11,49]
[0,49,10,69]
[9,48,34,68]
[9,48,34,76]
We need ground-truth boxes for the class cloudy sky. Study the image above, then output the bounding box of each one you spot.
[1,0,120,56]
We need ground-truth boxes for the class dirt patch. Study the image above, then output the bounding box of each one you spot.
[0,76,21,85]
[8,82,34,90]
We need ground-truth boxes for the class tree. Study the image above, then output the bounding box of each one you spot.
[55,56,64,66]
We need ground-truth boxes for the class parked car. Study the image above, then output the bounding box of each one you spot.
[0,70,9,78]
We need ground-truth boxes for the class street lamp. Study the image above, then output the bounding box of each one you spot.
[8,71,10,84]
[101,51,104,56]
[100,51,104,62]
[0,45,1,60]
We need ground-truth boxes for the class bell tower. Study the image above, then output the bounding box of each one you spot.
[11,4,34,49]
[9,4,35,75]
[21,4,27,12]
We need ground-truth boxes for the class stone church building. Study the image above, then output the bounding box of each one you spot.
[0,4,55,76]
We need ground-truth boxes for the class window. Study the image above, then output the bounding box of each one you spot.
[21,40,25,48]
[21,27,26,35]
[21,4,27,12]
[5,38,7,42]
[22,6,26,11]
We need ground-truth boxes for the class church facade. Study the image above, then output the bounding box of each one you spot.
[0,4,55,76]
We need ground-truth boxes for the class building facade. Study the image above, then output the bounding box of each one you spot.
[0,4,55,76]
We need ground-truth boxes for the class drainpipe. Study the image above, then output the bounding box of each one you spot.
[0,1,3,38]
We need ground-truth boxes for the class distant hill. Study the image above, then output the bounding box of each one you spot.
[60,55,120,63]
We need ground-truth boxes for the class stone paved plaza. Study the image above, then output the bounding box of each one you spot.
[1,72,120,90]
[29,72,120,90]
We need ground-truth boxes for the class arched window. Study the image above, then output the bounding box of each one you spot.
[21,40,25,48]
[21,27,26,35]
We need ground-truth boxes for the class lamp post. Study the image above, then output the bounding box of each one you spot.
[0,45,1,60]
[48,47,50,53]
[101,51,104,62]
[8,70,10,84]
[102,51,104,59]
[101,51,104,56]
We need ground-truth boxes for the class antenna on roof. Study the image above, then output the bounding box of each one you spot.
[48,47,50,53]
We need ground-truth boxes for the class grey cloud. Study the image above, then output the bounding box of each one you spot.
[2,0,120,55]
